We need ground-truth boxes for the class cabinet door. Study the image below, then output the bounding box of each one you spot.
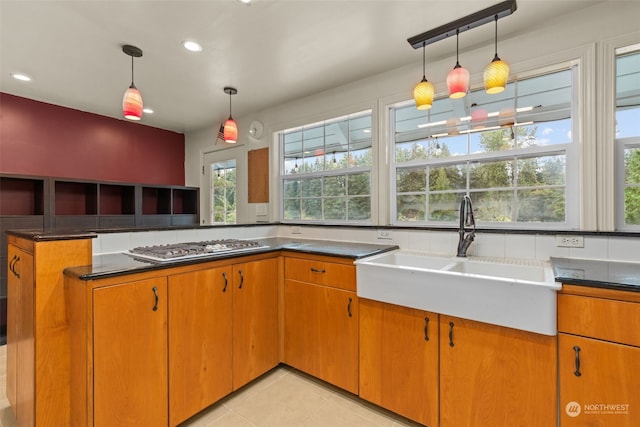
[284,279,359,393]
[6,246,35,427]
[232,259,279,389]
[440,316,556,427]
[359,299,438,426]
[559,333,640,427]
[92,277,168,427]
[169,267,233,426]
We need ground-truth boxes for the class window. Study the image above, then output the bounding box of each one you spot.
[615,45,640,230]
[391,66,577,228]
[280,110,372,223]
[211,159,236,224]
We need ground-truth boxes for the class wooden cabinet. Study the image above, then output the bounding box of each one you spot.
[93,278,168,427]
[439,315,557,427]
[359,299,438,426]
[248,147,269,203]
[283,254,359,394]
[68,254,279,427]
[168,267,233,427]
[7,244,34,427]
[558,288,640,427]
[6,235,92,427]
[232,259,279,390]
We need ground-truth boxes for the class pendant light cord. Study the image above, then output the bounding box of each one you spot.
[228,92,233,118]
[422,42,426,79]
[493,15,499,58]
[455,29,460,67]
[130,55,135,86]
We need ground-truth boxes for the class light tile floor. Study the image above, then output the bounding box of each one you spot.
[0,345,422,427]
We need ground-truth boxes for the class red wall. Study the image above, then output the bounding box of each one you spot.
[0,93,185,185]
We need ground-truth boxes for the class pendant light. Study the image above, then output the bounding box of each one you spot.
[446,29,470,99]
[413,42,434,110]
[484,15,510,94]
[122,45,143,121]
[223,87,238,143]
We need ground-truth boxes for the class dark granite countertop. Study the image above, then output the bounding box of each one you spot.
[7,228,97,241]
[65,237,399,281]
[552,257,640,292]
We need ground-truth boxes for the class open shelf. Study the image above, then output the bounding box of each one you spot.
[55,181,98,215]
[142,187,172,215]
[99,184,135,215]
[172,188,198,215]
[0,177,45,215]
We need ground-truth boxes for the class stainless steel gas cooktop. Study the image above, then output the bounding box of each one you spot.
[127,239,265,262]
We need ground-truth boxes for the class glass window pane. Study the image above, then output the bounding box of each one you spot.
[283,180,301,198]
[469,160,514,189]
[471,190,514,222]
[616,51,640,139]
[625,148,640,184]
[517,155,566,187]
[348,173,370,196]
[428,193,459,221]
[325,198,346,220]
[283,199,301,220]
[348,197,371,220]
[301,177,322,197]
[302,198,322,220]
[323,176,346,197]
[429,165,465,191]
[517,188,565,222]
[397,194,426,221]
[624,186,640,225]
[397,168,426,193]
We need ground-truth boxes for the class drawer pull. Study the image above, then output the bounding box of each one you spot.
[222,272,228,292]
[238,269,244,289]
[152,286,159,311]
[448,322,455,347]
[310,267,326,274]
[347,297,353,317]
[573,345,582,377]
[424,317,430,341]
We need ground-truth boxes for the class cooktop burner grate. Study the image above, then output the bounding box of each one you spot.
[127,239,265,262]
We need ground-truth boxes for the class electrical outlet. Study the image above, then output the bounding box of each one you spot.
[377,229,392,240]
[555,235,584,248]
[291,226,302,235]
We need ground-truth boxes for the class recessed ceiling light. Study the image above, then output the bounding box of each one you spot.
[182,40,203,52]
[238,0,252,4]
[12,73,31,82]
[143,108,154,114]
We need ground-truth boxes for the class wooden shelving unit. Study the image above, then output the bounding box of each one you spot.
[0,173,200,344]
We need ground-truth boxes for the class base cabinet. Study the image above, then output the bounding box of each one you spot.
[439,315,557,427]
[359,299,438,426]
[283,255,359,394]
[168,267,233,427]
[92,278,169,427]
[557,289,640,427]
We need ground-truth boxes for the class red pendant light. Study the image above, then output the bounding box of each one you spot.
[413,42,434,110]
[223,87,238,143]
[122,45,143,121]
[446,29,470,99]
[484,15,510,94]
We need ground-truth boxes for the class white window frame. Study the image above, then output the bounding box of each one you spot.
[614,43,640,231]
[389,63,581,230]
[279,110,374,224]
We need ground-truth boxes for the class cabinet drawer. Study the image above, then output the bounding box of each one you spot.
[558,294,640,347]
[284,257,356,291]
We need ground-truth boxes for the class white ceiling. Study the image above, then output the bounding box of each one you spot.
[0,0,604,134]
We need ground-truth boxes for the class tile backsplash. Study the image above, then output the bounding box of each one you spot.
[93,224,638,263]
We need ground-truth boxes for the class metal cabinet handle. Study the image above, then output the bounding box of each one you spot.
[347,297,353,317]
[448,322,455,347]
[222,272,228,292]
[573,345,582,377]
[310,267,326,273]
[11,255,21,279]
[424,317,430,341]
[152,286,159,311]
[238,269,244,289]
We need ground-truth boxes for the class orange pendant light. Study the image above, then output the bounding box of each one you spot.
[223,87,238,143]
[414,42,434,110]
[447,30,470,99]
[484,15,510,94]
[122,45,143,121]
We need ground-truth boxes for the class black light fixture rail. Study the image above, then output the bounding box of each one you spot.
[407,0,517,49]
